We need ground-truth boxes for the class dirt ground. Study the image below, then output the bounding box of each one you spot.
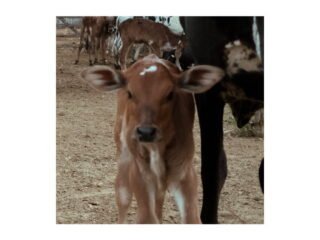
[56,33,264,224]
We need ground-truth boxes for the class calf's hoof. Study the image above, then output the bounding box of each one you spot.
[74,60,79,65]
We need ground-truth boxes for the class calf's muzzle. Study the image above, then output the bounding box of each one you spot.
[136,126,157,142]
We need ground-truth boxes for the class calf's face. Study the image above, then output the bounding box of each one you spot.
[81,55,224,143]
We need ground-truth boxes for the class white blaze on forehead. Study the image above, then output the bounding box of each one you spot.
[139,65,158,76]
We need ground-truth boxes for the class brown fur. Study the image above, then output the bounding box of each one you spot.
[118,18,185,70]
[81,54,224,223]
[75,17,115,65]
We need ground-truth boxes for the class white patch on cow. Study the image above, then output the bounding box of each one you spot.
[148,185,156,210]
[119,114,131,164]
[234,40,241,46]
[148,40,154,45]
[147,183,159,222]
[252,17,261,58]
[150,149,164,186]
[171,186,186,222]
[225,42,233,49]
[139,65,158,76]
[118,186,130,205]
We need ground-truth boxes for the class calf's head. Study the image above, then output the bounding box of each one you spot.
[81,55,224,143]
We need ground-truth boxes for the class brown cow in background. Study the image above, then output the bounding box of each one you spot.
[118,18,185,70]
[75,16,115,65]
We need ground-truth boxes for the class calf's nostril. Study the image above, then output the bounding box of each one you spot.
[137,127,156,136]
[136,127,157,141]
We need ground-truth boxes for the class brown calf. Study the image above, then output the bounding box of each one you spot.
[75,17,115,65]
[81,55,224,223]
[118,18,185,70]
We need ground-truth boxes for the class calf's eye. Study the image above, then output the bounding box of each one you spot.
[127,91,133,99]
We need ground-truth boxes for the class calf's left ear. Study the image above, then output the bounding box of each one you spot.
[81,66,125,91]
[178,65,225,93]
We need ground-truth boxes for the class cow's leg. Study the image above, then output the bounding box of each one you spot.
[174,48,183,71]
[183,17,229,224]
[146,44,152,55]
[100,36,106,64]
[86,27,94,66]
[131,164,159,223]
[119,39,131,70]
[115,162,133,223]
[171,167,201,224]
[149,43,161,58]
[133,44,143,61]
[75,43,83,65]
[195,90,227,224]
[86,33,94,66]
[88,42,93,66]
[259,158,264,193]
[75,26,84,64]
[94,37,99,64]
[155,189,165,223]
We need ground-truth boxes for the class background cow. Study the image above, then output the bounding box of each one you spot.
[118,18,185,70]
[180,17,264,224]
[75,16,116,65]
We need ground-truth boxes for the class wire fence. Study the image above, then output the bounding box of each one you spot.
[56,17,82,28]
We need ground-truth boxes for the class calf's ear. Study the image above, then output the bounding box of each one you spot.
[178,65,225,93]
[81,66,125,91]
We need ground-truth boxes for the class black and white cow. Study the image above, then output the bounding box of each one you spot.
[178,17,264,224]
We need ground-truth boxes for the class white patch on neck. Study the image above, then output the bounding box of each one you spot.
[150,149,164,184]
[139,65,158,76]
[119,113,132,164]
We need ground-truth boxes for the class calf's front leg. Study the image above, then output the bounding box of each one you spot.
[171,167,201,224]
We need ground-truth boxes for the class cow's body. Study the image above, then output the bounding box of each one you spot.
[75,16,115,65]
[180,17,264,223]
[81,54,224,223]
[118,18,184,70]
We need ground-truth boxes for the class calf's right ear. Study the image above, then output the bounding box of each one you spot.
[81,66,125,91]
